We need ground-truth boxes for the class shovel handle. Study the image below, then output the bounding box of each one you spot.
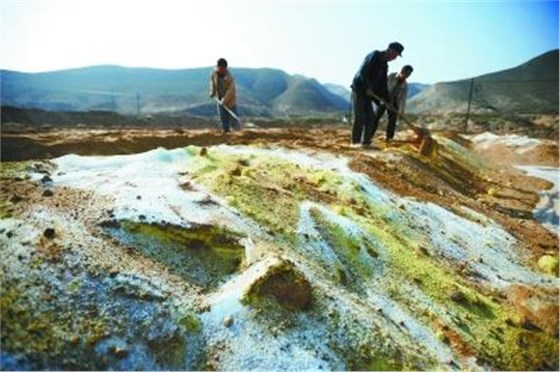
[214,98,241,123]
[371,93,422,134]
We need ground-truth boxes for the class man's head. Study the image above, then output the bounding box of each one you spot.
[399,65,414,79]
[386,42,404,61]
[217,58,228,75]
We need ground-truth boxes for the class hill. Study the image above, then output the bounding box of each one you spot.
[1,66,349,117]
[324,83,351,102]
[408,49,559,114]
[323,82,429,104]
[407,82,430,98]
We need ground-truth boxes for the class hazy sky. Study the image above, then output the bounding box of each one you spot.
[1,0,558,85]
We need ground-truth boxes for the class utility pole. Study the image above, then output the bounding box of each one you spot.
[136,92,141,116]
[465,78,474,133]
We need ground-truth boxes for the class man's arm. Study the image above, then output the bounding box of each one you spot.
[209,72,217,98]
[369,52,389,101]
[361,52,376,94]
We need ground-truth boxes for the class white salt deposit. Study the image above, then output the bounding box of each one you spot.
[468,132,541,154]
[21,144,557,370]
[364,289,456,364]
[39,144,555,290]
[48,147,265,237]
[296,201,387,276]
[516,165,560,234]
[402,200,553,287]
[200,256,335,370]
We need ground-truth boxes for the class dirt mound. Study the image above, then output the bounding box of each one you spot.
[1,125,558,370]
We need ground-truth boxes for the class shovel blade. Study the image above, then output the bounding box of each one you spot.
[418,135,439,158]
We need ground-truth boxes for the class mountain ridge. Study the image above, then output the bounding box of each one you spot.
[1,65,350,117]
[408,49,559,114]
[3,49,556,118]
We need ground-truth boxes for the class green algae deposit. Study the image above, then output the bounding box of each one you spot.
[104,221,246,291]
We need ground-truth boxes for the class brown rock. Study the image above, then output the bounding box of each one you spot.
[223,315,234,327]
[43,228,56,240]
[243,260,313,311]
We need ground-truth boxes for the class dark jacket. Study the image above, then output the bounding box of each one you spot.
[351,50,390,101]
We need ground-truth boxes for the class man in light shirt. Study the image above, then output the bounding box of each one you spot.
[372,65,414,143]
[209,58,241,133]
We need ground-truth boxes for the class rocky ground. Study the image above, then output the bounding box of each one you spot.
[1,121,558,370]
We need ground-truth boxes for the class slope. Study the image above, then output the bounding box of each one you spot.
[1,125,558,371]
[408,49,559,114]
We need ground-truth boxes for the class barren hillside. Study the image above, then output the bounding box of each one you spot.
[408,49,559,114]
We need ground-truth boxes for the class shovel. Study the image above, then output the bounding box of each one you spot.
[372,93,438,158]
[214,98,242,129]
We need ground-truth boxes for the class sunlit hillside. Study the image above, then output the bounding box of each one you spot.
[408,49,559,114]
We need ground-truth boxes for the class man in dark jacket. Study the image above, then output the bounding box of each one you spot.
[350,42,404,147]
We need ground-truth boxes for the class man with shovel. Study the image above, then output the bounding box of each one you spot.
[350,42,404,148]
[209,58,241,133]
[372,65,414,144]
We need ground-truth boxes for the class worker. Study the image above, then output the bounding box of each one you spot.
[350,42,404,148]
